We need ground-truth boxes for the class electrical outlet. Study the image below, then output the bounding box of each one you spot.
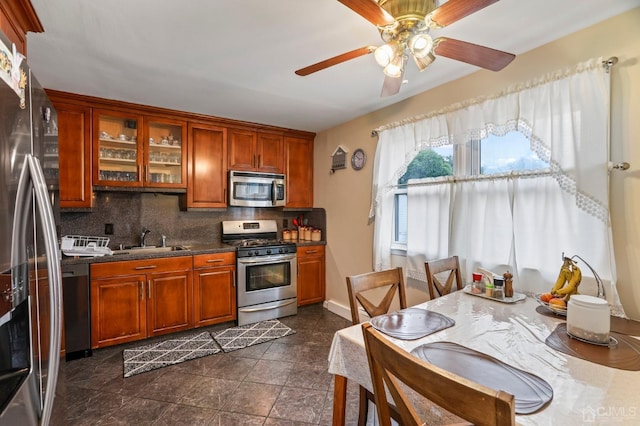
[283,219,288,228]
[104,223,114,235]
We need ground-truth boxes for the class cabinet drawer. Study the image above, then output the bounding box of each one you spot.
[297,245,325,258]
[91,256,192,278]
[193,252,236,269]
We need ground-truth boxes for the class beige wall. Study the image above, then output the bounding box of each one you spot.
[314,7,640,320]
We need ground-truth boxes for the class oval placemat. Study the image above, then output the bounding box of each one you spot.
[370,308,455,340]
[411,341,553,414]
[545,323,640,371]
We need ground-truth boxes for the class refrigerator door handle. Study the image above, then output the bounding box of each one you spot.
[12,154,63,425]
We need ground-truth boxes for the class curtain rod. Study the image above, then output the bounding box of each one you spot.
[371,56,619,138]
[391,169,553,189]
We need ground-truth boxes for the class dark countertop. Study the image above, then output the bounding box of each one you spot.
[61,240,326,265]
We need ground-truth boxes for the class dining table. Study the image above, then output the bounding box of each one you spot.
[328,289,640,425]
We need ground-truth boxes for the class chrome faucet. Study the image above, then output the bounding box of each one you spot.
[140,228,151,247]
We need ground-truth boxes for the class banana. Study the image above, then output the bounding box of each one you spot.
[554,262,582,300]
[551,258,572,294]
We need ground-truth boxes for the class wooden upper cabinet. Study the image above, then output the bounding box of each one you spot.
[227,129,257,171]
[0,0,43,56]
[257,132,284,173]
[284,136,314,208]
[187,123,227,208]
[228,129,284,173]
[54,102,92,208]
[143,116,187,188]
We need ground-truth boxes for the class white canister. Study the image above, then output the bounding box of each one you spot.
[311,229,321,242]
[567,295,610,344]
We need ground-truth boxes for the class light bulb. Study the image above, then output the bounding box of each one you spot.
[383,54,405,78]
[374,43,397,67]
[409,33,433,58]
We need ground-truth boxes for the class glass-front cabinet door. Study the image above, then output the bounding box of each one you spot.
[143,116,187,188]
[94,109,143,187]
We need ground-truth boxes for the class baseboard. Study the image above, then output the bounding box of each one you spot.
[323,299,352,321]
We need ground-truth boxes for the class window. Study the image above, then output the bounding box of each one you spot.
[393,131,548,245]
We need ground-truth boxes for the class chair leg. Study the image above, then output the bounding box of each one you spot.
[358,385,369,426]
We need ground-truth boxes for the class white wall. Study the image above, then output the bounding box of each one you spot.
[314,8,640,320]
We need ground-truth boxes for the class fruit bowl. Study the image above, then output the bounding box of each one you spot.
[535,294,567,316]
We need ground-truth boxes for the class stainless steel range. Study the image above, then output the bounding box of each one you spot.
[222,220,297,326]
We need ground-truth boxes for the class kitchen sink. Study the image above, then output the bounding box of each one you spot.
[111,245,190,255]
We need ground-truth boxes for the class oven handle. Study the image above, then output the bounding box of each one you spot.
[237,254,297,264]
[238,299,297,313]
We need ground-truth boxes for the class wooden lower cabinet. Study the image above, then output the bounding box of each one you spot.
[90,256,192,348]
[297,245,325,306]
[193,252,236,327]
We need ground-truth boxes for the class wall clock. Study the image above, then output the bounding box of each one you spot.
[351,148,366,171]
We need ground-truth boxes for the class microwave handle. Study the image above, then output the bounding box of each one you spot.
[271,180,277,206]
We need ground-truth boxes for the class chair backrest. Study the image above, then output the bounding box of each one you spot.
[361,323,515,426]
[425,256,464,300]
[346,267,408,325]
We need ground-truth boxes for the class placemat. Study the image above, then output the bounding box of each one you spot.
[536,306,640,336]
[370,308,455,340]
[411,341,553,414]
[545,323,640,371]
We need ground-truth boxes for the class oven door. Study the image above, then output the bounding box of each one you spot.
[237,253,297,308]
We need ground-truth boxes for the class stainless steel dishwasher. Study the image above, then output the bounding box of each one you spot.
[62,263,92,360]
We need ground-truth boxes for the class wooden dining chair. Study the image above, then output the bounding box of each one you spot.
[425,256,464,300]
[362,323,516,426]
[346,267,407,426]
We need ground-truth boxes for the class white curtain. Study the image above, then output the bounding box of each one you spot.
[370,58,625,316]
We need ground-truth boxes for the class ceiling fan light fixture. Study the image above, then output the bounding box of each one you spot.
[374,42,398,67]
[383,54,405,78]
[409,33,433,58]
[413,52,436,72]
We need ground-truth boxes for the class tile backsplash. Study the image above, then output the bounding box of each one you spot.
[60,192,326,249]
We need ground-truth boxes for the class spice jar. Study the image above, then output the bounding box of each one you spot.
[290,229,298,241]
[471,273,484,294]
[485,282,494,298]
[282,230,291,241]
[493,278,504,299]
[304,227,313,241]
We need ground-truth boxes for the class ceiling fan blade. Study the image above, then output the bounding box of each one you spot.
[428,0,499,28]
[433,37,515,71]
[295,46,376,76]
[337,0,395,27]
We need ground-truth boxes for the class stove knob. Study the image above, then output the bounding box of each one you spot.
[279,248,284,253]
[254,250,259,256]
[266,249,272,255]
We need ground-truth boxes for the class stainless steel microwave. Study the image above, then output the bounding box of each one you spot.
[229,170,286,207]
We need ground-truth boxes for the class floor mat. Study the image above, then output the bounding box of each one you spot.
[123,331,221,377]
[213,319,296,352]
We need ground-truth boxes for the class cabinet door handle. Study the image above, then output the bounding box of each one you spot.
[232,270,235,287]
[305,250,318,254]
[257,154,261,167]
[253,154,256,167]
[135,265,157,270]
[206,259,224,263]
[139,281,144,300]
[138,164,142,182]
[148,280,152,299]
[144,164,149,182]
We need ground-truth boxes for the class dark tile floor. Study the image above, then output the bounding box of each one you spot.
[52,304,366,425]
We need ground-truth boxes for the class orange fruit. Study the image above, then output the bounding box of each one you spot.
[549,298,566,308]
[540,293,554,303]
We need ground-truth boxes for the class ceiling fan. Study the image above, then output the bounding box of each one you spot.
[295,0,516,97]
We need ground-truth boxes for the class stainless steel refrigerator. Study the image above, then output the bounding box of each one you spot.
[0,29,63,425]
